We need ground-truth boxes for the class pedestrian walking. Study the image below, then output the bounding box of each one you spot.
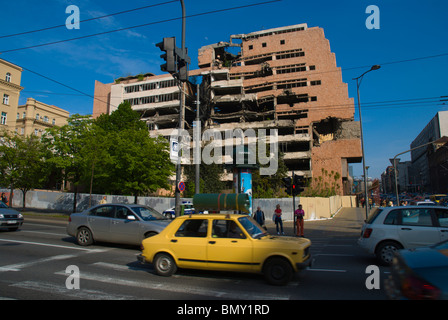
[294,204,305,237]
[254,206,266,229]
[273,204,284,235]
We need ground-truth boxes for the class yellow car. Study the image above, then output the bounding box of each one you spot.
[138,213,311,285]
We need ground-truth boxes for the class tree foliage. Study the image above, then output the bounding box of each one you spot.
[0,131,48,207]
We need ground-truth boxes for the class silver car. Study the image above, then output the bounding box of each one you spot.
[67,204,171,246]
[0,201,24,231]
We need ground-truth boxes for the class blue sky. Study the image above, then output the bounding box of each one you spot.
[1,0,447,180]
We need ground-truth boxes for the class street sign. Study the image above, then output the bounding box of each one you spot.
[178,181,186,193]
[170,137,179,163]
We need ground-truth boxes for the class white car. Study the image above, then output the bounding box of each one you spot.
[358,206,448,265]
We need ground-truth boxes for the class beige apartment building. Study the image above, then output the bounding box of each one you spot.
[16,98,70,136]
[0,58,23,132]
[93,23,362,194]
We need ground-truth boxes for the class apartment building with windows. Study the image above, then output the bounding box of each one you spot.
[93,73,194,139]
[16,98,70,137]
[0,58,23,132]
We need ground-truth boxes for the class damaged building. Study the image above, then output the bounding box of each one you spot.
[92,23,362,195]
[191,23,361,194]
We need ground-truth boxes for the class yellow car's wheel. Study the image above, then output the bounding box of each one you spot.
[153,253,177,277]
[263,257,293,286]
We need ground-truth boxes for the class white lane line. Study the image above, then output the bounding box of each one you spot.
[10,281,139,300]
[0,254,77,272]
[0,238,108,252]
[20,230,66,237]
[54,270,291,300]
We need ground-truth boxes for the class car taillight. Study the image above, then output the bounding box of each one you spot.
[362,228,373,238]
[402,275,441,300]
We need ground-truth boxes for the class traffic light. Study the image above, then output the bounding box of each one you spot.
[156,37,191,82]
[293,175,305,195]
[282,177,292,195]
[156,37,176,74]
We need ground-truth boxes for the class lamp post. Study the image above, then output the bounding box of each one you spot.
[354,65,380,220]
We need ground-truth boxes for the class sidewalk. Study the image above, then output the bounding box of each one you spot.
[263,207,366,237]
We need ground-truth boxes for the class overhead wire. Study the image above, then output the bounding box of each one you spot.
[0,0,178,39]
[0,0,282,54]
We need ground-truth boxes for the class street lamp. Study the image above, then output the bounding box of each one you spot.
[354,65,381,220]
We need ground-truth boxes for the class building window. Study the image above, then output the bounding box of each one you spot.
[23,112,26,119]
[2,94,9,105]
[280,40,285,45]
[1,112,7,125]
[34,129,39,136]
[52,118,56,125]
[248,45,253,50]
[36,113,40,120]
[17,113,20,120]
[44,116,49,123]
[262,42,267,48]
[5,73,11,82]
[311,80,322,86]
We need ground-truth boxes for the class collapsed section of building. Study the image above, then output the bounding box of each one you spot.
[92,23,362,195]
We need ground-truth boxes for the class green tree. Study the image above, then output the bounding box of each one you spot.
[0,131,48,207]
[41,114,93,212]
[93,102,174,202]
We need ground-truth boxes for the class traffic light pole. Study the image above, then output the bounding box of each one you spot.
[175,0,187,218]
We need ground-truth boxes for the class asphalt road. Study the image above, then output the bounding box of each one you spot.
[0,208,389,301]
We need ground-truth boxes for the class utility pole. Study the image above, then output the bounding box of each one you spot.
[174,0,188,217]
[195,83,200,195]
[156,1,191,217]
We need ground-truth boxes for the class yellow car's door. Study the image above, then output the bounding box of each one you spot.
[169,218,209,269]
[207,219,255,272]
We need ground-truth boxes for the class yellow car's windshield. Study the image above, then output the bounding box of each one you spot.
[238,216,268,239]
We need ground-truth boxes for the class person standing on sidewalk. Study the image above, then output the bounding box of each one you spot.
[273,204,284,235]
[294,204,305,237]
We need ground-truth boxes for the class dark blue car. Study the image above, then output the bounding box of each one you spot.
[385,240,448,300]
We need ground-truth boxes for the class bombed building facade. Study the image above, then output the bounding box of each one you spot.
[92,23,362,195]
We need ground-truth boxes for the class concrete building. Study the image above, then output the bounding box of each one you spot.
[16,98,70,137]
[92,23,362,195]
[93,73,195,138]
[0,58,23,132]
[410,111,448,192]
[193,23,361,194]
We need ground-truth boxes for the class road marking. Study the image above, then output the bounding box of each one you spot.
[54,270,291,300]
[10,281,139,300]
[21,230,66,237]
[0,254,77,272]
[308,268,347,273]
[0,238,108,252]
